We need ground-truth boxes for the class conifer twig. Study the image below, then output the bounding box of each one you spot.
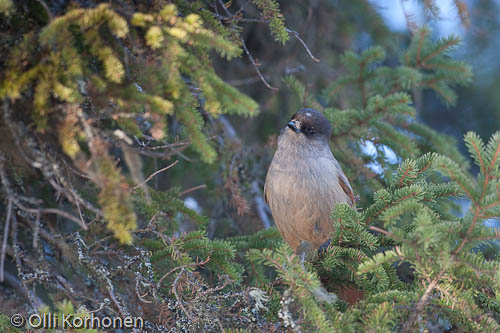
[135,277,152,304]
[216,0,278,91]
[130,160,179,190]
[180,184,207,196]
[157,256,211,289]
[240,37,278,91]
[368,225,391,236]
[0,153,87,230]
[286,28,320,62]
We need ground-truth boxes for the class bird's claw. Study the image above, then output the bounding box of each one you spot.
[317,238,331,256]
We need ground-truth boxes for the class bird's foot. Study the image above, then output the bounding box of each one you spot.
[296,240,314,263]
[317,238,331,256]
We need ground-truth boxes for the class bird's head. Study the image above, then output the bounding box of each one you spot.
[285,108,332,142]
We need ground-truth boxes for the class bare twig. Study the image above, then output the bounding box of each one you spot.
[107,280,129,318]
[0,152,87,230]
[135,277,153,304]
[157,256,210,289]
[216,0,277,91]
[180,184,207,196]
[17,203,87,231]
[368,225,391,236]
[402,279,438,332]
[148,140,191,150]
[130,160,179,191]
[36,0,53,21]
[172,268,195,322]
[228,76,268,86]
[18,214,74,259]
[193,274,233,300]
[0,198,12,282]
[240,37,278,91]
[286,28,320,62]
[3,103,101,217]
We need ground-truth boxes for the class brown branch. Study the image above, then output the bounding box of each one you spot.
[16,202,88,230]
[403,174,488,331]
[332,94,408,140]
[135,277,153,304]
[216,0,278,91]
[437,163,475,203]
[487,138,500,173]
[171,268,195,322]
[0,152,87,229]
[416,28,426,64]
[180,184,207,196]
[470,140,487,176]
[240,37,278,91]
[399,165,414,188]
[130,160,179,191]
[193,274,233,300]
[421,38,460,64]
[453,206,480,256]
[285,28,320,62]
[3,103,101,217]
[366,191,420,224]
[157,256,210,289]
[402,279,438,332]
[368,225,391,236]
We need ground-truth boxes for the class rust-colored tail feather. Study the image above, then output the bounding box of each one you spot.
[336,285,365,305]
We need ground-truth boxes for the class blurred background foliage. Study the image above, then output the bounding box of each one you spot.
[0,0,499,331]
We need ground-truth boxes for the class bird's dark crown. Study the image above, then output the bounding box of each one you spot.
[288,108,332,139]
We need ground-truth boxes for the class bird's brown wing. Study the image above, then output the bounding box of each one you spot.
[338,173,355,207]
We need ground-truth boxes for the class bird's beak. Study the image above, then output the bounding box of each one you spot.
[287,120,301,133]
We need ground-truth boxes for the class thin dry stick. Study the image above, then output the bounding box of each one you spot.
[0,153,86,230]
[368,225,391,236]
[15,201,87,230]
[130,160,179,190]
[36,0,53,21]
[172,269,195,322]
[0,198,12,282]
[180,184,207,196]
[65,165,86,229]
[286,28,320,62]
[216,0,278,91]
[240,37,278,91]
[135,277,153,304]
[157,256,211,288]
[402,279,438,332]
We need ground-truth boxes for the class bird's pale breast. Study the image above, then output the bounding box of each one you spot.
[265,153,351,250]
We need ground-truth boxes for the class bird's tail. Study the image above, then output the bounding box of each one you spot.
[336,284,365,305]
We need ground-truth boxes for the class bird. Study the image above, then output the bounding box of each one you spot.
[264,108,363,305]
[264,108,355,252]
